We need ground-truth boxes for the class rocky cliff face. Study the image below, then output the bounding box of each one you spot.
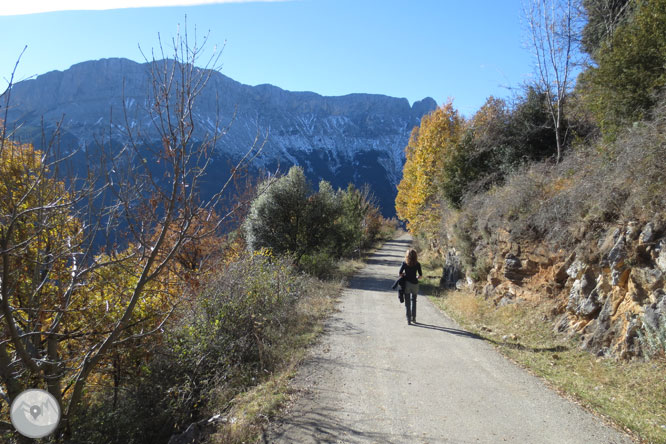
[4,58,437,215]
[450,219,666,359]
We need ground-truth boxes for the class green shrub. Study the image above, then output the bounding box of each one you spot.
[244,166,337,260]
[245,168,390,273]
[579,0,666,138]
[298,250,337,280]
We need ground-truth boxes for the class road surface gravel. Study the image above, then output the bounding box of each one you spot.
[264,234,634,444]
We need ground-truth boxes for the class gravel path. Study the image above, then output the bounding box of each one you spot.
[264,234,634,444]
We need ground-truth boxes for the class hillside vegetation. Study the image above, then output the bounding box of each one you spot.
[398,0,666,360]
[396,0,665,441]
[0,36,397,444]
[0,128,395,444]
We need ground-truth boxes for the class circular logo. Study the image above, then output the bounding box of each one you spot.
[10,389,61,438]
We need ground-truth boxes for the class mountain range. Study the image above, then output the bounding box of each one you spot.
[3,58,437,216]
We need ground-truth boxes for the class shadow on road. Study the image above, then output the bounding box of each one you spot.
[412,322,569,353]
[363,252,396,259]
[263,405,478,444]
[322,318,364,337]
[303,355,403,376]
[411,322,484,340]
[386,238,411,246]
[364,258,397,266]
[346,274,395,292]
[410,323,570,353]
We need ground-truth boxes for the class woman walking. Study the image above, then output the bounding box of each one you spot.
[399,249,422,324]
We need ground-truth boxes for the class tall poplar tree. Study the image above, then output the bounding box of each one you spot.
[395,102,463,237]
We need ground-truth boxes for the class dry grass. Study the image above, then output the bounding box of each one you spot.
[208,370,293,443]
[335,257,367,281]
[432,289,666,444]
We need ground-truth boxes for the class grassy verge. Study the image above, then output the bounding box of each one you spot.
[427,275,666,443]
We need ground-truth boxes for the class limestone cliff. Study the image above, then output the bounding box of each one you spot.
[3,58,437,215]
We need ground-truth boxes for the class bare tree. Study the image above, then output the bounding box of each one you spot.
[523,0,584,163]
[0,25,263,441]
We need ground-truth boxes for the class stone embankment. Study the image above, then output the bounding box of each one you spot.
[445,220,666,358]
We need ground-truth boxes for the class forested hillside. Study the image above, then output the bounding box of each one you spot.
[397,0,666,360]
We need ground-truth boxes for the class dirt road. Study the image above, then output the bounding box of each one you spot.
[264,234,634,444]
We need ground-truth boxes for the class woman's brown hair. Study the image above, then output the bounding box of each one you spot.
[405,249,418,267]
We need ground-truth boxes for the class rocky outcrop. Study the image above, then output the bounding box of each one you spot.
[440,249,463,288]
[459,218,666,359]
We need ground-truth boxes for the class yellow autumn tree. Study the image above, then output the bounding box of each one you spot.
[0,136,182,420]
[0,136,87,420]
[395,101,463,238]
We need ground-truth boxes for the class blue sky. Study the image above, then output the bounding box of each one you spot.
[0,0,535,116]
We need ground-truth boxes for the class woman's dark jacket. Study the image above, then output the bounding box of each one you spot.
[399,261,422,284]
